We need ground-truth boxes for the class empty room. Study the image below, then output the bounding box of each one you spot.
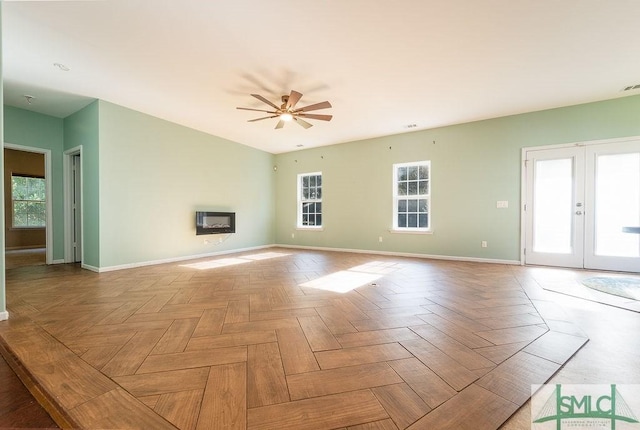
[1,2,640,429]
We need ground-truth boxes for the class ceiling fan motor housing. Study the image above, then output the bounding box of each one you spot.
[237,90,333,129]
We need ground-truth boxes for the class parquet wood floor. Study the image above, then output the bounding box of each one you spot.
[0,248,591,429]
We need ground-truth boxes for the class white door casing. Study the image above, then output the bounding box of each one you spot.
[523,137,640,272]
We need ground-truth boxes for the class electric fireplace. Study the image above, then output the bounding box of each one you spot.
[196,211,235,235]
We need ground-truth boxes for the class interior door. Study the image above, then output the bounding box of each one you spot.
[525,147,585,268]
[73,154,82,263]
[524,139,640,272]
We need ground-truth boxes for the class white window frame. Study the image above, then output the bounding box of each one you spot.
[11,174,47,229]
[392,161,431,232]
[297,171,323,229]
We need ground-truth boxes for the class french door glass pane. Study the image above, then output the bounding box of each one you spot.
[594,153,640,257]
[533,158,573,253]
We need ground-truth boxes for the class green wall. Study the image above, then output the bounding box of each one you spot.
[64,101,100,268]
[2,90,638,279]
[97,101,276,269]
[3,106,65,261]
[274,95,640,262]
[2,100,275,271]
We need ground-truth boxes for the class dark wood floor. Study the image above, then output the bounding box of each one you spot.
[1,248,58,429]
[0,248,638,429]
[5,248,46,270]
[0,353,59,429]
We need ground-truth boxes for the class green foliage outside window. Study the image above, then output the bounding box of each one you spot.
[12,175,46,228]
[298,173,322,227]
[394,161,430,230]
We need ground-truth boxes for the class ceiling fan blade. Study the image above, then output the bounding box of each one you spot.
[286,90,303,110]
[294,117,313,129]
[248,115,279,122]
[298,113,332,121]
[237,107,277,114]
[275,120,285,129]
[251,94,280,110]
[294,101,332,112]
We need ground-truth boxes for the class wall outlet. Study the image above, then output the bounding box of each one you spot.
[291,233,295,239]
[379,236,383,243]
[496,200,509,209]
[481,241,488,248]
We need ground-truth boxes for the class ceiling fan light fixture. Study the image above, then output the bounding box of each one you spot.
[238,90,332,129]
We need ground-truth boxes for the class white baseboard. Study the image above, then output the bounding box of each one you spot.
[95,244,273,273]
[81,263,100,273]
[5,246,45,251]
[276,244,521,265]
[0,311,9,321]
[79,243,519,273]
[51,259,65,265]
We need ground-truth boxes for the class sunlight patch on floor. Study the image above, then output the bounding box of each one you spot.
[300,261,402,293]
[180,252,290,270]
[242,252,291,261]
[348,261,400,275]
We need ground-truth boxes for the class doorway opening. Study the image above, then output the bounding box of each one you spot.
[3,144,53,268]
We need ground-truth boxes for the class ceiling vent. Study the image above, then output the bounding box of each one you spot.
[621,84,640,92]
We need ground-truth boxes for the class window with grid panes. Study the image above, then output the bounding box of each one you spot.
[297,172,322,228]
[393,161,430,231]
[12,175,46,228]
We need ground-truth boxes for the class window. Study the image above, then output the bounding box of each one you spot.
[297,172,322,228]
[12,175,46,228]
[393,161,430,231]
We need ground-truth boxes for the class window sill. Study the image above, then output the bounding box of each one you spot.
[296,227,324,232]
[389,229,433,235]
[10,227,46,231]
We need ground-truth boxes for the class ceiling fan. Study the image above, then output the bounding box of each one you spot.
[237,90,332,129]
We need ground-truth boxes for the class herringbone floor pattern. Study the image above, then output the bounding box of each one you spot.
[0,249,588,429]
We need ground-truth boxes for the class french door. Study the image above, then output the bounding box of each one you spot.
[524,138,640,272]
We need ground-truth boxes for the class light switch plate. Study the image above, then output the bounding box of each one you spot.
[496,200,509,209]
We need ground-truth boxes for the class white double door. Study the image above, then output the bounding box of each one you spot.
[524,138,640,272]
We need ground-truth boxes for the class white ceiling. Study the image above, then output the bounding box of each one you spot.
[3,1,640,154]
